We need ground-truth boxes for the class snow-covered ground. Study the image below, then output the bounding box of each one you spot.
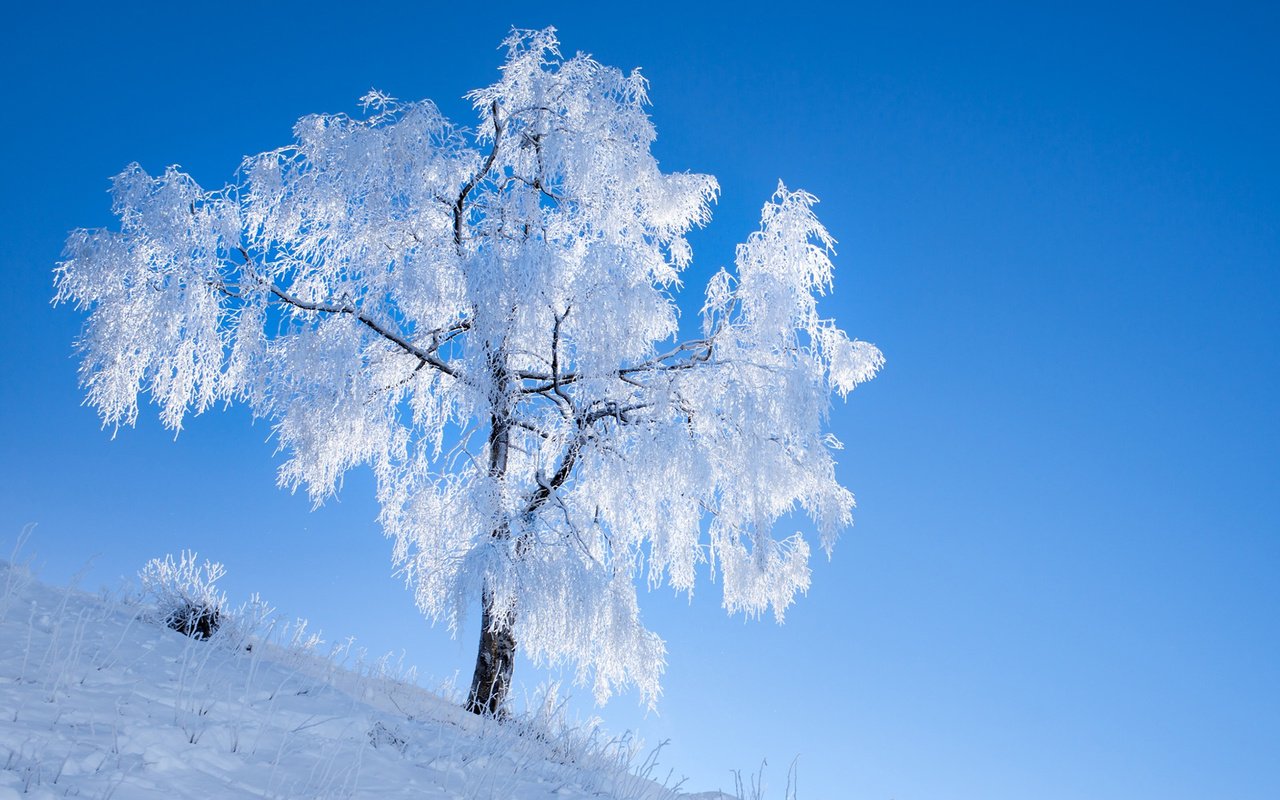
[0,551,740,800]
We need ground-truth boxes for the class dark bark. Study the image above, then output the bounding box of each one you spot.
[465,587,517,716]
[466,357,516,716]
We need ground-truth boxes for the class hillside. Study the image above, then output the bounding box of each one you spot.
[0,554,740,800]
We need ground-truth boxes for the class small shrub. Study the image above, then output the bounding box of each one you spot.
[138,551,228,640]
[368,721,408,754]
[166,600,222,639]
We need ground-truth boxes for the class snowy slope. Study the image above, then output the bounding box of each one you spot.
[0,557,730,800]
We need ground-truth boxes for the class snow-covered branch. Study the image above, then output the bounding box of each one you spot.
[244,251,465,381]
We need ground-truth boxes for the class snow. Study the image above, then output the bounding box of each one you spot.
[0,555,724,800]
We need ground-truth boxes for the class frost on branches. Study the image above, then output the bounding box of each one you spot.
[54,28,884,715]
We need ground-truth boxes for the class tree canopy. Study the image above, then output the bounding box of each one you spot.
[55,28,883,712]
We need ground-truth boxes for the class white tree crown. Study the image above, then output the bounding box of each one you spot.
[55,27,883,706]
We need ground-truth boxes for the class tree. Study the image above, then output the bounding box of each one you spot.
[54,28,884,715]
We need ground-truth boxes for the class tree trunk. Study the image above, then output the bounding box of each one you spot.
[465,586,516,716]
[466,377,515,716]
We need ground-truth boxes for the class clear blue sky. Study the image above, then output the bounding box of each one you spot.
[2,2,1277,798]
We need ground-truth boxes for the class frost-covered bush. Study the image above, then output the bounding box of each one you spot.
[138,551,227,639]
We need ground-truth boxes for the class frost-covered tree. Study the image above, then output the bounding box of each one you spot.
[55,28,883,715]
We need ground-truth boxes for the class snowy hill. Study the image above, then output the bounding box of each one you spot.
[0,555,738,800]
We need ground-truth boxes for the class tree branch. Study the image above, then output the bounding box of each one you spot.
[516,336,715,394]
[510,417,551,439]
[234,246,465,380]
[524,429,586,517]
[550,306,574,411]
[454,101,504,250]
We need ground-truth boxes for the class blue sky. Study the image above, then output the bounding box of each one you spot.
[2,2,1277,798]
